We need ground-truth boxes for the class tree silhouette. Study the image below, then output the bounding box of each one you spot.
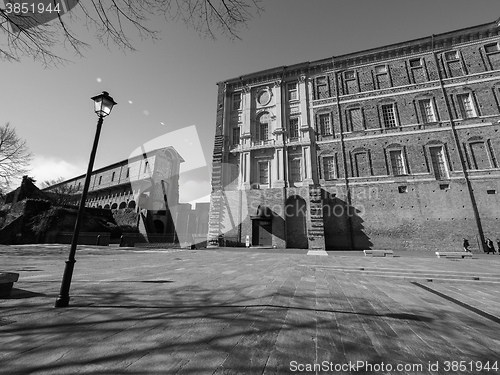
[0,0,263,66]
[0,123,32,193]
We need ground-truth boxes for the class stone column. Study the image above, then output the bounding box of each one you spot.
[241,86,251,147]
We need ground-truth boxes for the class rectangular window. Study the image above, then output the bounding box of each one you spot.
[375,65,390,89]
[344,70,355,80]
[381,104,397,128]
[457,93,476,119]
[418,99,436,123]
[315,77,329,99]
[485,43,500,70]
[485,43,500,54]
[232,126,240,145]
[389,150,406,176]
[111,172,115,181]
[444,51,459,61]
[98,176,102,185]
[290,159,302,182]
[344,70,357,94]
[323,156,336,180]
[259,123,269,142]
[354,152,371,177]
[429,146,449,180]
[444,51,462,77]
[287,82,298,101]
[259,162,269,185]
[319,113,332,135]
[409,58,422,68]
[126,168,130,178]
[470,142,491,169]
[289,118,299,139]
[348,108,363,132]
[232,92,242,111]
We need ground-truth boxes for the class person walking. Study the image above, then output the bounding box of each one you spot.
[463,238,471,252]
[486,238,496,254]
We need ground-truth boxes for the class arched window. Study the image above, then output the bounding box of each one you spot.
[255,111,271,144]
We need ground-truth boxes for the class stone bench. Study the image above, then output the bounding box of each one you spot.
[0,272,19,297]
[435,251,473,259]
[364,250,394,257]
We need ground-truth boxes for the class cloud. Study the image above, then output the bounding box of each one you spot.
[29,155,85,187]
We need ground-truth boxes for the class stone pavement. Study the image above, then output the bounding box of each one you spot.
[1,244,500,375]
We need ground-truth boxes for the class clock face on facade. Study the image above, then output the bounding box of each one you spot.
[257,88,272,106]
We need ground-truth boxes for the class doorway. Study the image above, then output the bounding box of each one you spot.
[252,219,272,246]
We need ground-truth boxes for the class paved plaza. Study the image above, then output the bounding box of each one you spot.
[1,244,500,374]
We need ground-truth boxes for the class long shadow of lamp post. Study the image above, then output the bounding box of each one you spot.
[55,91,117,308]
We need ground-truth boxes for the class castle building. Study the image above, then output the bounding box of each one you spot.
[208,18,500,252]
[43,147,209,243]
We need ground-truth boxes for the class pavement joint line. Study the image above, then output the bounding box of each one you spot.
[302,265,500,276]
[411,281,500,325]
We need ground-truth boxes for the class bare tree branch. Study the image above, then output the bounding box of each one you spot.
[41,176,79,205]
[0,0,263,67]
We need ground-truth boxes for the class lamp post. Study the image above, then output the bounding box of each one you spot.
[55,91,117,308]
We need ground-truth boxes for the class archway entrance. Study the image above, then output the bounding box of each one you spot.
[286,196,308,248]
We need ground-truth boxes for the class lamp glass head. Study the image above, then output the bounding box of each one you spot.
[91,91,117,117]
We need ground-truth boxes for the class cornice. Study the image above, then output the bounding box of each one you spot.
[223,19,500,90]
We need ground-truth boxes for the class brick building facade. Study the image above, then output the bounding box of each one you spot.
[208,18,500,252]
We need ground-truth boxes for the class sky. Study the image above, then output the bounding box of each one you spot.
[2,0,500,204]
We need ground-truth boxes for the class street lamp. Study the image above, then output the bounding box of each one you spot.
[55,91,117,308]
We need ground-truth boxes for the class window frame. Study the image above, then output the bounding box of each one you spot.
[387,148,407,176]
[484,42,500,54]
[344,70,355,80]
[466,138,497,170]
[352,150,372,178]
[347,107,364,132]
[418,98,437,123]
[381,103,398,128]
[428,144,450,180]
[318,113,333,136]
[289,117,300,140]
[322,155,337,181]
[409,58,423,68]
[456,92,477,119]
[287,82,299,102]
[232,126,240,145]
[289,158,302,183]
[315,76,329,99]
[443,50,464,77]
[232,92,242,111]
[258,161,270,185]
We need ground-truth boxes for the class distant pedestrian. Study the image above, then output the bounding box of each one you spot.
[497,239,500,254]
[463,238,471,252]
[486,238,496,254]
